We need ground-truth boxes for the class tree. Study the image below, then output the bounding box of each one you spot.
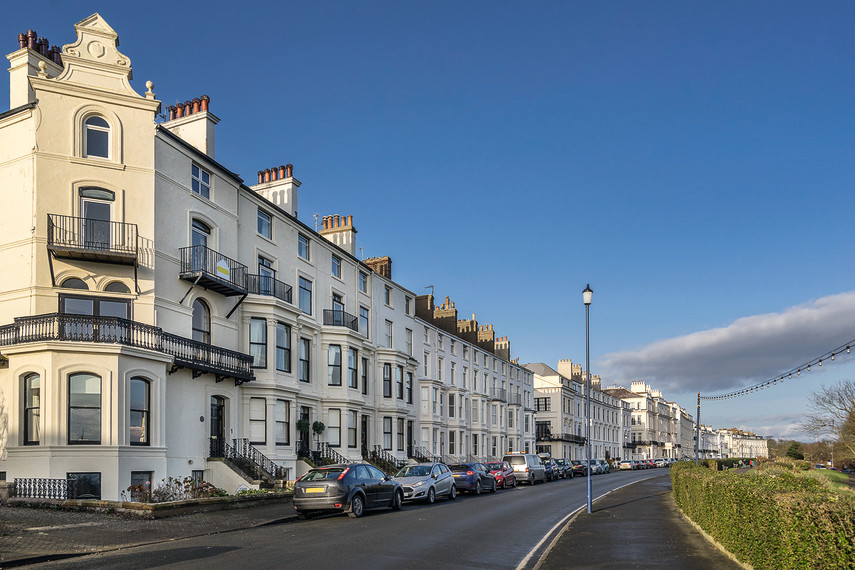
[801,380,855,464]
[785,441,804,460]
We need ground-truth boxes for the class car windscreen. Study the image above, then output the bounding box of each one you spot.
[396,465,431,477]
[484,462,503,471]
[301,468,345,481]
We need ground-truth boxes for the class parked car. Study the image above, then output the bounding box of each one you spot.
[654,458,667,468]
[570,460,588,477]
[503,453,547,485]
[392,462,456,503]
[484,461,517,488]
[554,458,574,478]
[293,463,403,519]
[449,463,497,494]
[542,458,560,481]
[596,459,610,473]
[619,460,633,470]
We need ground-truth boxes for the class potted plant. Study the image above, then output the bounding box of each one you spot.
[312,421,325,449]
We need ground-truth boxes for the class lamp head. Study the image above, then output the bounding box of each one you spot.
[582,284,593,306]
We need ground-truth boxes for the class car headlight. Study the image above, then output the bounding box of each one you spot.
[412,480,425,488]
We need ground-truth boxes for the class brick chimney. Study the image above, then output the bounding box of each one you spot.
[319,214,357,256]
[250,163,301,217]
[364,256,391,279]
[162,95,219,157]
[495,336,511,361]
[7,29,64,107]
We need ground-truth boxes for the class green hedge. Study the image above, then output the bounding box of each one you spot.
[671,462,855,569]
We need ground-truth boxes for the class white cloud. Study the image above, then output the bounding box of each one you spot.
[600,292,855,394]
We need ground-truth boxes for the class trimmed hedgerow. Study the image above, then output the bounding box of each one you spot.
[671,462,855,569]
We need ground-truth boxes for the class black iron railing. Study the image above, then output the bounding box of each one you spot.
[0,313,253,383]
[409,446,440,464]
[370,445,406,474]
[179,245,248,294]
[246,274,293,303]
[323,309,359,332]
[209,438,287,481]
[317,442,351,465]
[47,214,138,258]
[508,392,523,405]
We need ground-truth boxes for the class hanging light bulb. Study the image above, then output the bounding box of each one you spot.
[788,373,792,379]
[831,353,835,361]
[773,378,777,384]
[797,369,801,376]
[819,360,822,367]
[847,346,850,354]
[807,365,811,372]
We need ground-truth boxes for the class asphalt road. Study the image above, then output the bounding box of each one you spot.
[39,470,664,570]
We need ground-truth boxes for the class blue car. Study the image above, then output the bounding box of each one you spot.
[448,462,496,494]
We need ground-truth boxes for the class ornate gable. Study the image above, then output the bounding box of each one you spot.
[55,13,139,97]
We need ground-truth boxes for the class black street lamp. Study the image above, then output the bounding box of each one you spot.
[583,284,593,514]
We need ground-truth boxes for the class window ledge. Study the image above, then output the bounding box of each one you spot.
[70,157,125,171]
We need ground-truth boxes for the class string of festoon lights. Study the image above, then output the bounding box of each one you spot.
[699,338,855,401]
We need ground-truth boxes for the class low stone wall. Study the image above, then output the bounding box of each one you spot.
[7,492,293,519]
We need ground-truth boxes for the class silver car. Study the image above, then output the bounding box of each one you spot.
[392,462,456,503]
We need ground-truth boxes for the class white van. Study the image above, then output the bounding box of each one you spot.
[502,453,547,485]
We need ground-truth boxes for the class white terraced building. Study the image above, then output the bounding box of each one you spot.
[0,14,539,500]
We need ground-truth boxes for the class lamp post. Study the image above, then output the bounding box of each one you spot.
[583,284,593,514]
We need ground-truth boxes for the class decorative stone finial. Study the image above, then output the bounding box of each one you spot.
[37,61,48,78]
[145,80,155,98]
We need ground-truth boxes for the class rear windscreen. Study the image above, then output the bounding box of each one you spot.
[506,456,525,465]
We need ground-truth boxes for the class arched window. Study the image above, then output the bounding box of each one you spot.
[68,372,101,444]
[23,373,40,445]
[130,377,150,446]
[192,299,211,344]
[61,277,89,290]
[105,281,131,294]
[83,116,110,159]
[191,219,211,248]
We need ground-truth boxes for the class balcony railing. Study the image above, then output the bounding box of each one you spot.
[536,430,587,445]
[508,392,523,406]
[489,388,507,402]
[246,274,293,304]
[179,245,248,297]
[0,313,254,383]
[47,214,138,265]
[323,309,359,333]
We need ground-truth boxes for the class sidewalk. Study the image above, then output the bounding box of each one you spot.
[538,473,743,569]
[0,501,298,567]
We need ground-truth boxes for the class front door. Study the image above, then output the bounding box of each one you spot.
[299,407,310,455]
[360,415,369,457]
[210,396,226,456]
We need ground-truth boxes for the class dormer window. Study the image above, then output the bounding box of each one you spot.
[83,116,110,159]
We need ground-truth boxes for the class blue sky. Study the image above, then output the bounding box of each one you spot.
[4,2,854,440]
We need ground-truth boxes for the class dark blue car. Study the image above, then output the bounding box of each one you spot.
[448,462,496,494]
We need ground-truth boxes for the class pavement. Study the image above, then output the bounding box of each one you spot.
[0,473,742,568]
[538,473,743,569]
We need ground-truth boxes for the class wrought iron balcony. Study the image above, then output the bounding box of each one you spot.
[508,392,523,406]
[0,313,254,384]
[323,309,359,332]
[489,388,508,402]
[47,214,138,265]
[179,245,248,297]
[246,274,293,304]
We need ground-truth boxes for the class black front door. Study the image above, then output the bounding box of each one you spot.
[360,415,369,457]
[210,396,225,456]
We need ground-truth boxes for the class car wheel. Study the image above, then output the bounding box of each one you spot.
[449,485,457,500]
[490,479,497,493]
[348,494,364,518]
[392,490,403,511]
[499,478,505,489]
[511,476,517,488]
[528,474,534,485]
[426,487,436,505]
[474,481,481,495]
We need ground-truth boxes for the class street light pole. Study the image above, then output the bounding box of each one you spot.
[583,284,593,514]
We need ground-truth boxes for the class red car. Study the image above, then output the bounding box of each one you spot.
[484,461,517,489]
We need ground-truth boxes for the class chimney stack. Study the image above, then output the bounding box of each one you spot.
[250,163,300,217]
[320,213,358,256]
[162,94,219,158]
